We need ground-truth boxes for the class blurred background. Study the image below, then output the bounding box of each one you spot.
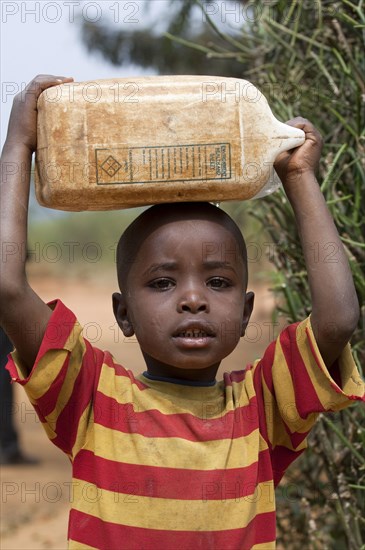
[1,1,364,548]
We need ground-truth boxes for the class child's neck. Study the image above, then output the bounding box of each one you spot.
[142,352,219,384]
[142,371,217,386]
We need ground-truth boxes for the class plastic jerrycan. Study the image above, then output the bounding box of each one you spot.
[35,76,305,211]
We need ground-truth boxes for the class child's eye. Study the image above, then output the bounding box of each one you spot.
[148,278,175,291]
[207,277,232,289]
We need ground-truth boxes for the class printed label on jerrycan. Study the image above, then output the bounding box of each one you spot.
[95,143,231,185]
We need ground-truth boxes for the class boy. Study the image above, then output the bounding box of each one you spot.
[1,75,364,549]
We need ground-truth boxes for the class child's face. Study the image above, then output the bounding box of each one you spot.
[113,217,253,379]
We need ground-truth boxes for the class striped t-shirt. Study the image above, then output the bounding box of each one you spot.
[7,300,364,549]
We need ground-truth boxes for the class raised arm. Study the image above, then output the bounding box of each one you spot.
[0,75,73,374]
[274,118,359,368]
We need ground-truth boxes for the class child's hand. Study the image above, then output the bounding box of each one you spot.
[274,117,323,185]
[5,74,74,153]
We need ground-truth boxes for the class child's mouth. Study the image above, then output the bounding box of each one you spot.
[173,325,215,348]
[178,330,209,338]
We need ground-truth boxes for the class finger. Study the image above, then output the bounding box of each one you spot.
[285,116,308,126]
[25,75,73,94]
[286,118,322,147]
[19,76,74,105]
[285,117,321,135]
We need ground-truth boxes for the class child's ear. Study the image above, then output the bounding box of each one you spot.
[112,292,134,337]
[241,291,255,337]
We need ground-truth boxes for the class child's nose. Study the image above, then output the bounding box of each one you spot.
[177,288,210,314]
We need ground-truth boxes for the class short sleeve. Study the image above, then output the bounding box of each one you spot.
[6,299,102,460]
[252,316,364,485]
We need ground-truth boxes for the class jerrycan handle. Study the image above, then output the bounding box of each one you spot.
[252,121,305,199]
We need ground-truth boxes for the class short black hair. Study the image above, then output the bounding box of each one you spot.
[116,202,248,291]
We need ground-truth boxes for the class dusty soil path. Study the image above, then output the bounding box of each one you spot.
[1,270,276,549]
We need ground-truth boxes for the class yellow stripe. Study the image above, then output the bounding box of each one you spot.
[262,376,308,452]
[232,367,258,404]
[84,423,266,470]
[252,543,275,549]
[15,349,68,400]
[41,419,56,440]
[39,374,93,459]
[98,364,256,420]
[271,337,316,435]
[44,335,87,428]
[63,321,83,350]
[99,364,228,419]
[72,478,275,531]
[298,318,364,408]
[12,322,83,400]
[72,407,94,459]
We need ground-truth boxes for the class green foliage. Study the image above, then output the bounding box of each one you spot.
[28,203,144,275]
[79,0,246,77]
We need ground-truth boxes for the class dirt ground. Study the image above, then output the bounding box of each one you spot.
[1,268,276,549]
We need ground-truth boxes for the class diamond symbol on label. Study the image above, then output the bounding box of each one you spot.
[101,155,122,177]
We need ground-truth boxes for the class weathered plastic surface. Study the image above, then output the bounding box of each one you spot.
[35,76,305,211]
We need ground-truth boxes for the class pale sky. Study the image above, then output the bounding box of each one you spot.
[0,0,167,220]
[0,0,163,147]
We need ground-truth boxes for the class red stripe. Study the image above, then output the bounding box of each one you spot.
[288,429,310,450]
[271,445,306,487]
[250,341,278,451]
[306,331,364,402]
[5,299,76,386]
[73,448,273,500]
[38,299,77,356]
[280,324,325,417]
[32,404,47,424]
[32,354,71,417]
[51,340,101,455]
[248,325,314,485]
[5,355,22,383]
[68,508,276,549]
[224,369,247,385]
[250,341,308,484]
[94,391,260,441]
[252,359,270,449]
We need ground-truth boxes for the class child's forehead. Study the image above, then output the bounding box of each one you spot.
[116,203,247,287]
[140,216,237,242]
[135,217,243,260]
